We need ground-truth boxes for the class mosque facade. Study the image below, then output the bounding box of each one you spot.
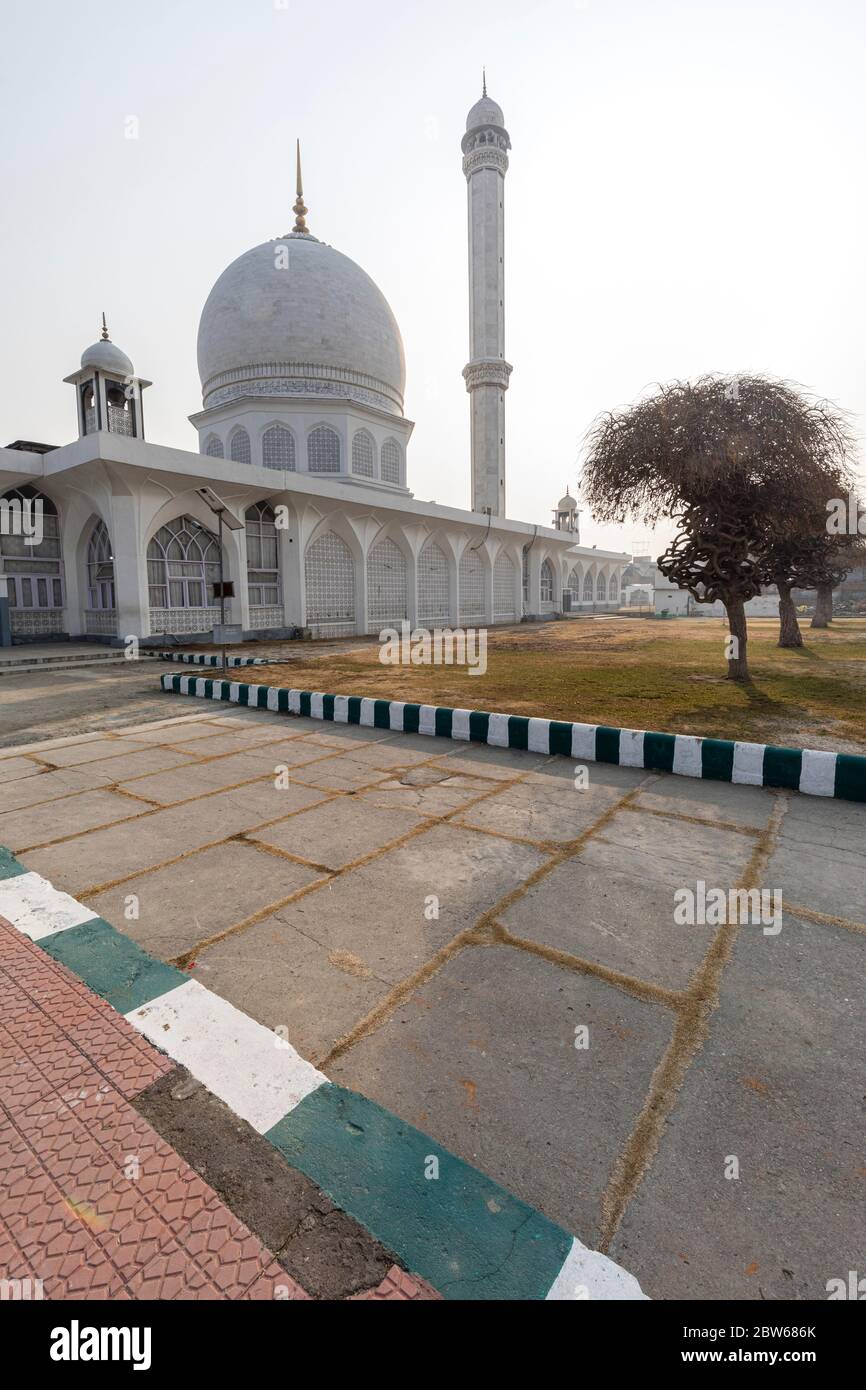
[0,86,627,646]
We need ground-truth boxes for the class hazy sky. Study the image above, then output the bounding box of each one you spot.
[2,0,864,555]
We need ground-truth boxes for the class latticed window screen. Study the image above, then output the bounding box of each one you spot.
[418,542,450,623]
[366,539,407,630]
[459,547,485,622]
[262,425,296,471]
[147,515,221,610]
[597,573,607,600]
[245,503,280,605]
[87,520,115,610]
[608,574,618,600]
[308,426,341,473]
[304,531,355,622]
[493,552,515,615]
[229,429,251,465]
[0,486,64,610]
[204,435,224,459]
[351,430,375,477]
[380,439,401,485]
[540,560,554,604]
[567,566,582,599]
[583,572,594,601]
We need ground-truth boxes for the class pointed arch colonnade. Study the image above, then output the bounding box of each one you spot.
[0,477,623,642]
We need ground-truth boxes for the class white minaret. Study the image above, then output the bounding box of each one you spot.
[462,75,512,517]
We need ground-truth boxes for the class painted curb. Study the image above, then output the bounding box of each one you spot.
[0,848,646,1302]
[159,672,866,804]
[156,652,270,667]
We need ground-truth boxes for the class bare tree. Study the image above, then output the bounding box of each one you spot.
[810,536,866,628]
[581,374,856,680]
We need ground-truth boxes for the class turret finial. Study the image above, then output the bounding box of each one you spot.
[100,312,109,341]
[482,67,487,97]
[293,139,309,234]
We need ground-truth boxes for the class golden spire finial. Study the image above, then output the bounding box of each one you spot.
[293,139,309,234]
[100,312,110,341]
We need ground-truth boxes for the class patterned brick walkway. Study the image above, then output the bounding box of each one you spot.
[0,919,436,1300]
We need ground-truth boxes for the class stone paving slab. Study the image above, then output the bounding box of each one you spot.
[327,943,676,1242]
[189,912,390,1062]
[266,822,548,983]
[20,784,331,895]
[765,795,866,925]
[0,790,141,853]
[500,859,715,991]
[86,842,327,961]
[249,797,428,871]
[0,765,122,814]
[609,915,866,1300]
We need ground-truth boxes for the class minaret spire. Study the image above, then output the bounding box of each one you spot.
[293,139,309,234]
[482,67,487,97]
[461,83,512,516]
[100,312,109,341]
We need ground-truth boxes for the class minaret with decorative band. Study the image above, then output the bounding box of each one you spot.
[462,74,512,516]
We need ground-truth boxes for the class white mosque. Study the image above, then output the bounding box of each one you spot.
[0,85,627,646]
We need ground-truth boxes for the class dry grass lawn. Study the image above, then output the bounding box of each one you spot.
[235,616,866,754]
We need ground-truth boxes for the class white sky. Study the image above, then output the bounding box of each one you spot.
[2,0,864,556]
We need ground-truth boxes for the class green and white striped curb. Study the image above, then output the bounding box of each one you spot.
[156,652,269,667]
[160,672,866,803]
[0,847,646,1301]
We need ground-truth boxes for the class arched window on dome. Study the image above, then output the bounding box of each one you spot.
[351,430,376,478]
[262,425,296,472]
[229,428,251,465]
[540,559,554,606]
[87,520,115,611]
[147,516,221,612]
[307,426,341,473]
[0,486,64,635]
[583,571,594,602]
[204,434,224,459]
[381,439,402,486]
[596,573,607,601]
[245,503,280,607]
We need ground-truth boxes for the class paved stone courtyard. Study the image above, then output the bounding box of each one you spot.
[1,696,863,1300]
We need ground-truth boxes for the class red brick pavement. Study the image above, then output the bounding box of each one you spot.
[0,919,438,1301]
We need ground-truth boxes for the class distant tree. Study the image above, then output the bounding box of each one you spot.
[810,531,866,629]
[581,374,856,680]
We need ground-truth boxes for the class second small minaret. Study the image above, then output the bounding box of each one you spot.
[462,75,512,517]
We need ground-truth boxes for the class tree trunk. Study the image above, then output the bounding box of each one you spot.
[724,598,750,680]
[811,582,833,629]
[777,582,803,648]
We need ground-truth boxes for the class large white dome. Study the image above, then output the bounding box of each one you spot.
[196,233,406,416]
